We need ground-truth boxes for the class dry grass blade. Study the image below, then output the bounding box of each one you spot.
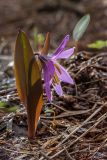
[57,102,106,147]
[49,111,107,159]
[41,109,91,119]
[39,102,107,160]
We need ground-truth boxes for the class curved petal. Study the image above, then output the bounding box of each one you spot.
[55,63,74,84]
[53,83,63,96]
[43,61,55,101]
[54,47,75,60]
[52,35,70,59]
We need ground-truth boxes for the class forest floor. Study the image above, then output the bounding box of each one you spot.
[0,0,107,159]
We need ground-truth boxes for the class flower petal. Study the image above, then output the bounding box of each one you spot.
[55,63,74,84]
[47,60,55,77]
[53,47,75,60]
[52,35,70,58]
[53,83,63,96]
[43,65,51,101]
[43,61,55,101]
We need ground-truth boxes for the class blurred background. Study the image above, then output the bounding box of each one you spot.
[0,0,107,52]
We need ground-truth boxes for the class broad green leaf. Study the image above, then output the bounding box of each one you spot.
[0,101,7,108]
[88,40,107,49]
[0,101,17,112]
[1,106,17,113]
[14,30,43,138]
[73,14,90,41]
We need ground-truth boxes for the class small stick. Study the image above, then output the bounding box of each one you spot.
[90,137,107,158]
[40,151,51,160]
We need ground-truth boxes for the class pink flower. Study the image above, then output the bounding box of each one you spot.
[38,35,75,101]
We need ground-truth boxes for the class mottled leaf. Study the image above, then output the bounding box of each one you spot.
[14,30,43,138]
